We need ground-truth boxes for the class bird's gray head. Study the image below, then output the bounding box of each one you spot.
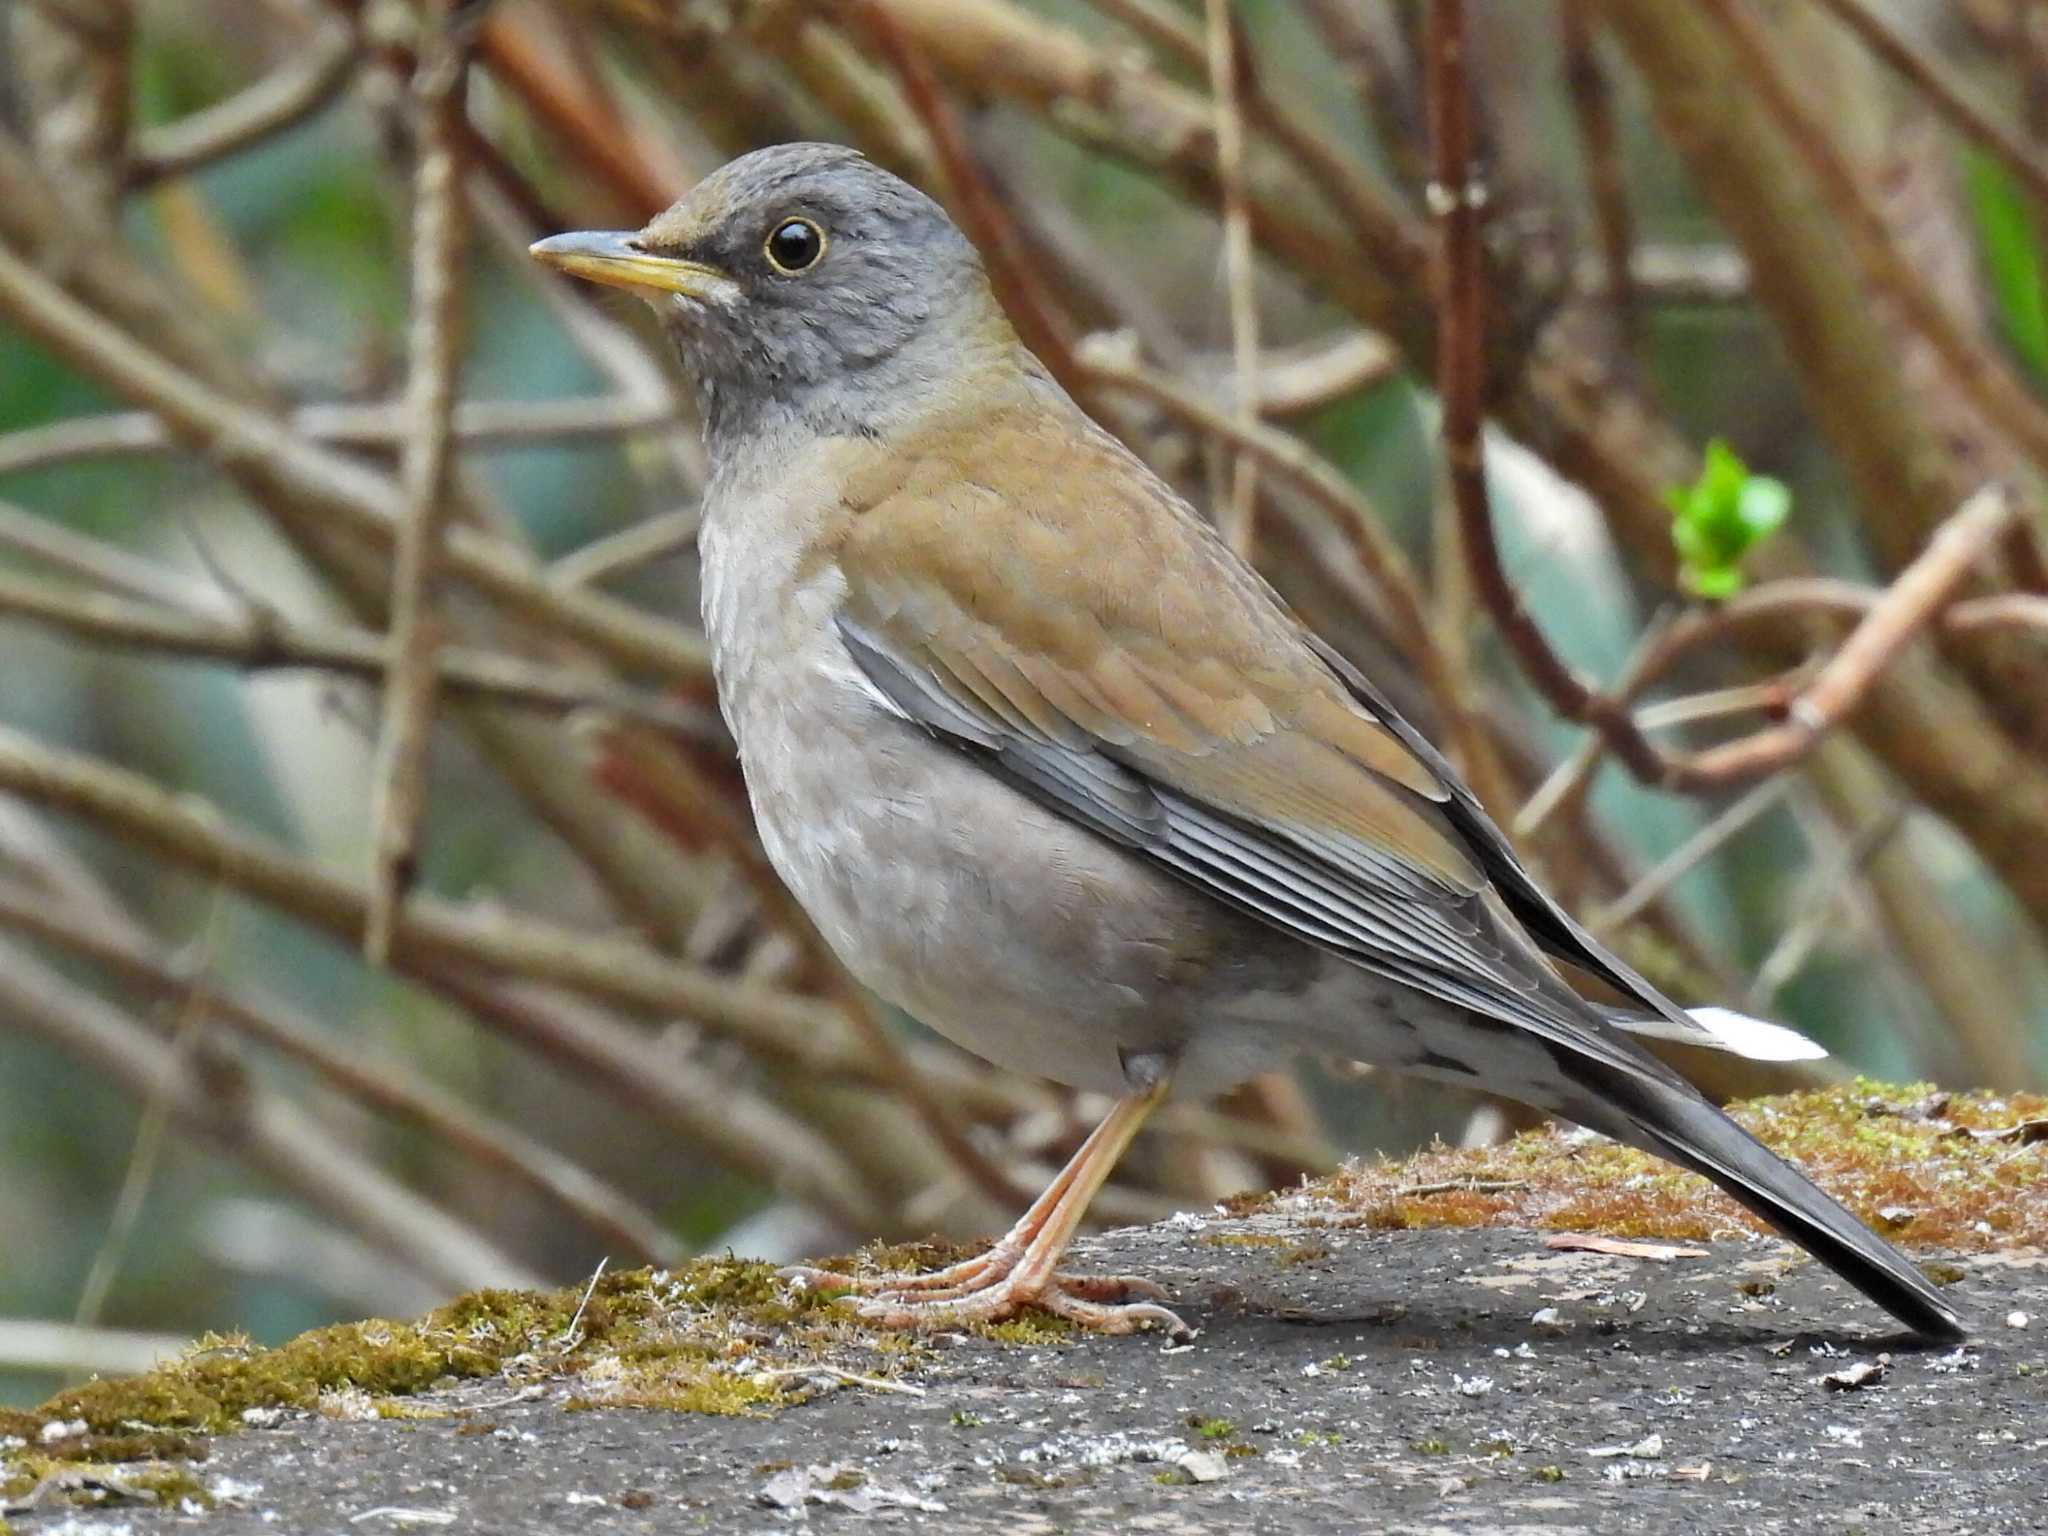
[531,143,1010,452]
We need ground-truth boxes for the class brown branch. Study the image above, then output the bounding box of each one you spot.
[0,238,712,682]
[851,0,1081,385]
[0,723,848,1074]
[0,496,230,613]
[1430,0,1628,785]
[1559,0,1637,337]
[366,9,474,965]
[398,967,883,1238]
[1671,488,2017,785]
[1085,0,1429,290]
[546,511,700,590]
[0,398,679,477]
[0,722,898,1226]
[1302,0,1427,191]
[475,10,683,220]
[0,563,716,737]
[1199,331,1401,418]
[1692,1,2048,551]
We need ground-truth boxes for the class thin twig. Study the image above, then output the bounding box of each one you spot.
[547,511,700,589]
[751,1364,928,1397]
[0,564,716,736]
[0,722,861,1072]
[1511,610,1673,841]
[475,11,682,220]
[0,496,232,612]
[1751,798,1905,1002]
[1590,776,1790,935]
[852,0,1080,384]
[0,398,679,477]
[71,892,225,1356]
[1559,0,1637,339]
[0,723,889,1228]
[0,240,712,681]
[366,6,474,965]
[1205,0,1262,555]
[1302,0,1427,191]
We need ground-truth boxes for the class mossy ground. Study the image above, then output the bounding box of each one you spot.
[4,1080,2039,1520]
[1292,1079,2048,1251]
[0,1255,911,1516]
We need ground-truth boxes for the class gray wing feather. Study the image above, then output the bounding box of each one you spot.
[838,612,1658,1079]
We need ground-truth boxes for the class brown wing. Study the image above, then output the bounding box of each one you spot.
[830,401,1660,1055]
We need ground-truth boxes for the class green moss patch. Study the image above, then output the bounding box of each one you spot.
[0,1256,915,1511]
[1303,1080,2048,1250]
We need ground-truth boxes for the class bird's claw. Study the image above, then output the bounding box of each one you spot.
[779,1256,1188,1339]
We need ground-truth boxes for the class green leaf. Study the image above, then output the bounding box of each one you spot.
[1665,438,1791,598]
[1962,147,2048,386]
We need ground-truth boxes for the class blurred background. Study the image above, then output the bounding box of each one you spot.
[1,0,2044,1409]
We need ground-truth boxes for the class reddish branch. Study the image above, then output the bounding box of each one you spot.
[1559,0,1637,334]
[1429,4,2019,799]
[1428,0,1654,776]
[477,12,680,220]
[853,0,1081,386]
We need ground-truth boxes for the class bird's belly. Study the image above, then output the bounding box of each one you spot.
[726,652,1277,1095]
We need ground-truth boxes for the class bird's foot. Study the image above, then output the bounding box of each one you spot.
[781,1249,1188,1338]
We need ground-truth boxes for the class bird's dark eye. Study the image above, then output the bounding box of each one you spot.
[764,217,826,274]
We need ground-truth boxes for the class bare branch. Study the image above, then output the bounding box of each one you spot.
[0,239,711,682]
[367,8,475,964]
[0,398,679,478]
[1559,0,1638,337]
[0,562,716,737]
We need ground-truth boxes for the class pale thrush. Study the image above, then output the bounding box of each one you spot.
[532,143,1963,1343]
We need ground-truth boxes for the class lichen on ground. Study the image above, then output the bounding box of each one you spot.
[1288,1079,2048,1252]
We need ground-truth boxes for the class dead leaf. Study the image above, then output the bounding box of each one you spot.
[1819,1355,1891,1391]
[1544,1234,1711,1261]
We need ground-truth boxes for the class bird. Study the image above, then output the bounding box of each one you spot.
[531,142,1964,1344]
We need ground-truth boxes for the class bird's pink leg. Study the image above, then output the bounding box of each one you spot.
[781,1083,1188,1337]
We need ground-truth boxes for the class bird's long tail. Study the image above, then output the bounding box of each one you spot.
[1564,1058,1966,1341]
